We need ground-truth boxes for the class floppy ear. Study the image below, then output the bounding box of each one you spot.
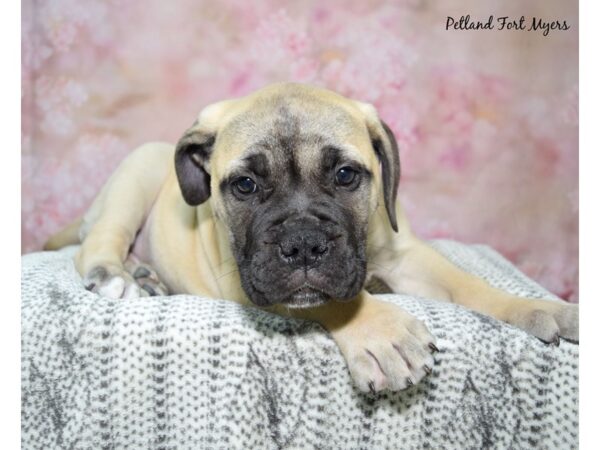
[174,129,215,205]
[372,120,401,232]
[357,104,401,232]
[175,100,234,205]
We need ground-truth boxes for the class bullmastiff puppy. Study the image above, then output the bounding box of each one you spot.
[45,82,578,393]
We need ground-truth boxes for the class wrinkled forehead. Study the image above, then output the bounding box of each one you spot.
[212,97,376,177]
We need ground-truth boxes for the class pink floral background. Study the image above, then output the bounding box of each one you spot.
[21,0,578,301]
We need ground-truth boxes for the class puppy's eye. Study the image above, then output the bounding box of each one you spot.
[233,177,258,194]
[335,167,357,186]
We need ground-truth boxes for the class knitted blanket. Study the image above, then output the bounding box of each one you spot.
[21,240,578,449]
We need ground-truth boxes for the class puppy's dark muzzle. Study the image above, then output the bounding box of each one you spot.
[278,228,331,268]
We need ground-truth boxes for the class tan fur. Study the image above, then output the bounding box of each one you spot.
[45,82,578,393]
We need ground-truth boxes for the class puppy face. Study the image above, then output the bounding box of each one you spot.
[175,83,400,307]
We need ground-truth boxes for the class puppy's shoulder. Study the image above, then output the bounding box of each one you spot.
[128,141,175,162]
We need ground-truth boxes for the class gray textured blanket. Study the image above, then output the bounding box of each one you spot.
[21,240,578,449]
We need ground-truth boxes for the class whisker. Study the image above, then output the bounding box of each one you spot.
[216,268,239,281]
[214,256,237,272]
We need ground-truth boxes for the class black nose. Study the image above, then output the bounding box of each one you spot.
[279,232,330,267]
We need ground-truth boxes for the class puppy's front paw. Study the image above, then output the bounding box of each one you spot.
[83,259,169,299]
[332,299,437,393]
[508,299,579,344]
[83,264,142,299]
[124,258,169,297]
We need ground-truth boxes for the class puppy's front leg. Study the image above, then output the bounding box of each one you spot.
[75,143,173,298]
[378,239,578,344]
[286,291,437,393]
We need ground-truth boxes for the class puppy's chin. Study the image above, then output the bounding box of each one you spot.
[282,285,331,309]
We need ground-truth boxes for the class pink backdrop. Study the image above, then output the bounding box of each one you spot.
[21,0,578,301]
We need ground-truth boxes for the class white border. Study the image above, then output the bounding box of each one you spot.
[10,0,592,447]
[1,0,21,447]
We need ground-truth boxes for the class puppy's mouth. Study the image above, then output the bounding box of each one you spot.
[283,283,331,309]
[238,232,367,308]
